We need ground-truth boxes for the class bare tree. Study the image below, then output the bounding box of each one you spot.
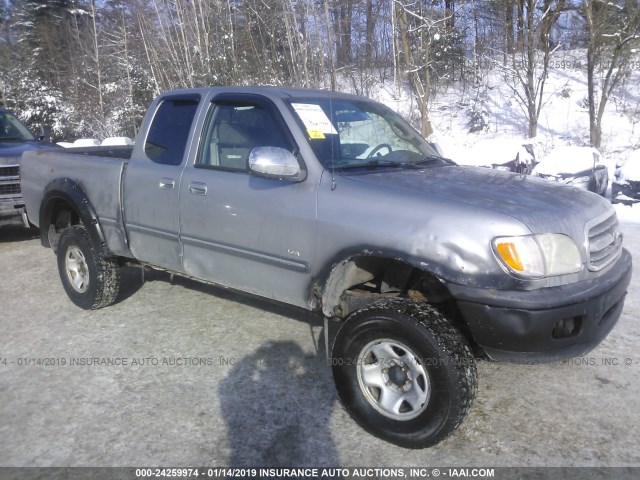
[497,0,565,138]
[395,1,450,137]
[583,0,640,148]
[89,0,105,124]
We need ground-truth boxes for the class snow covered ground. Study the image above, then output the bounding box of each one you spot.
[615,203,640,224]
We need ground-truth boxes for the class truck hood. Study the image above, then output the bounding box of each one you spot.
[341,165,612,236]
[0,140,57,164]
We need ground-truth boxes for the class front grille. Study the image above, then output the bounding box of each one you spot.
[0,164,21,197]
[0,165,20,177]
[587,212,623,271]
[0,183,21,196]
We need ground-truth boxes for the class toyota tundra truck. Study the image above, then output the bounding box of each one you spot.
[20,87,632,448]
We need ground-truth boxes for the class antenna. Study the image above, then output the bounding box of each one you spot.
[329,94,336,191]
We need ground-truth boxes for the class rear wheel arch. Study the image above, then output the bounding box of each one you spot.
[39,178,108,254]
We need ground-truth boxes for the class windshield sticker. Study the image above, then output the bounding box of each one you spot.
[292,103,338,136]
[306,129,326,139]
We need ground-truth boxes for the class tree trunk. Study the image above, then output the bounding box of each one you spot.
[584,0,599,147]
[505,0,514,58]
[396,3,433,138]
[89,0,104,123]
[587,49,600,147]
[445,0,455,30]
[364,0,377,67]
[526,0,536,138]
[323,0,337,90]
[517,0,524,51]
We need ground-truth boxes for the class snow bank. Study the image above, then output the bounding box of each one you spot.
[101,137,133,146]
[619,150,640,182]
[72,138,100,147]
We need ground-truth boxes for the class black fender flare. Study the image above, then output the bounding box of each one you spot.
[39,177,109,253]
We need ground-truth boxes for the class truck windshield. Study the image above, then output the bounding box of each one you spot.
[0,111,35,141]
[288,98,447,170]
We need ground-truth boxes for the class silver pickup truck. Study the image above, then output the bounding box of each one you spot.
[21,87,632,448]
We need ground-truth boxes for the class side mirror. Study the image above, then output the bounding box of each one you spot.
[249,146,305,181]
[38,125,52,142]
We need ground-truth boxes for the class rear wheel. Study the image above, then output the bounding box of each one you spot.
[331,299,477,448]
[57,225,120,309]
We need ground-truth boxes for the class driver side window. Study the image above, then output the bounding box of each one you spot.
[197,102,292,172]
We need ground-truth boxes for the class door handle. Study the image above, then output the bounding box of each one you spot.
[159,178,175,190]
[189,182,208,196]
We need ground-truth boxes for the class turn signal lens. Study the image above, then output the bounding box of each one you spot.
[496,242,524,271]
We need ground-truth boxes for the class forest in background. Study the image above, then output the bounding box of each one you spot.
[0,0,638,148]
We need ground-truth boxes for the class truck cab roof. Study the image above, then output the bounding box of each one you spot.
[161,86,374,102]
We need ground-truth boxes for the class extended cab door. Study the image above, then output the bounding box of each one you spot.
[178,94,317,308]
[123,94,200,271]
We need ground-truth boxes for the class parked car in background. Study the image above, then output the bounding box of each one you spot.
[453,138,538,173]
[612,150,640,205]
[532,146,608,196]
[0,108,57,225]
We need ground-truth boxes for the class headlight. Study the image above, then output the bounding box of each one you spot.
[493,234,583,277]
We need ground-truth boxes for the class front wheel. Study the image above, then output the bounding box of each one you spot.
[331,299,477,448]
[57,225,120,310]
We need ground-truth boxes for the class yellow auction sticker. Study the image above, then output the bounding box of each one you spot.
[307,129,326,139]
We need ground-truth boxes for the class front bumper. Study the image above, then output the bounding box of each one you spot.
[450,248,632,363]
[0,197,25,219]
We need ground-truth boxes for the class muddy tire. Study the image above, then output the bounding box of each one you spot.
[57,225,120,310]
[331,299,477,448]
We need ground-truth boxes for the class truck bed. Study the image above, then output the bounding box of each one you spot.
[61,145,134,160]
[21,147,131,255]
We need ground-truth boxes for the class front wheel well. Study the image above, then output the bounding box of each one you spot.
[323,256,453,316]
[321,255,478,360]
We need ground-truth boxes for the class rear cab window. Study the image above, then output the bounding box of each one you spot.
[145,97,200,166]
